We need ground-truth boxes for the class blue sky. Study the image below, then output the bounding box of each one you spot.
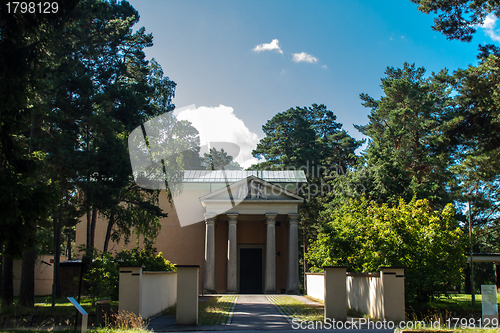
[127,0,497,168]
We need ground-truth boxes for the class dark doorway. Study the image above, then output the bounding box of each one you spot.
[239,248,263,293]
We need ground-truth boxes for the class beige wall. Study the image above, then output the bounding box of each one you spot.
[306,268,405,321]
[305,273,324,301]
[141,271,177,318]
[346,273,384,319]
[13,255,67,296]
[119,266,177,319]
[76,190,206,291]
[77,188,292,293]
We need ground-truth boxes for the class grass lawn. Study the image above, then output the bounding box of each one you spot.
[0,296,118,316]
[197,295,237,325]
[408,294,500,312]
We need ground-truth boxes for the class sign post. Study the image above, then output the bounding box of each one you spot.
[67,297,88,333]
[481,285,498,324]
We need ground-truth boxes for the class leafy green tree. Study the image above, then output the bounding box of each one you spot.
[1,0,179,306]
[201,148,242,170]
[252,104,363,282]
[411,0,499,42]
[42,1,176,254]
[306,197,466,302]
[356,63,454,207]
[443,56,500,276]
[0,0,80,307]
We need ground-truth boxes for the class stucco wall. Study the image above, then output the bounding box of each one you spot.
[77,186,297,294]
[305,273,325,301]
[306,269,404,321]
[13,255,67,296]
[141,271,177,319]
[346,273,384,319]
[119,267,177,319]
[76,190,206,291]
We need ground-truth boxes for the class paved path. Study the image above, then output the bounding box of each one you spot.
[229,295,290,330]
[147,294,394,332]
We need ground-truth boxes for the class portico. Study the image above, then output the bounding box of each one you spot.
[201,175,303,294]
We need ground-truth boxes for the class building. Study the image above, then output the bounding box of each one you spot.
[76,170,306,294]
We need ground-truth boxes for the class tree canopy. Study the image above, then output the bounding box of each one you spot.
[306,197,466,302]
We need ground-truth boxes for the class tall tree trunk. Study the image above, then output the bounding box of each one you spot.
[86,208,92,251]
[90,206,98,250]
[66,231,72,259]
[53,217,62,298]
[103,213,115,253]
[0,241,3,299]
[19,248,36,307]
[19,112,41,307]
[2,251,14,307]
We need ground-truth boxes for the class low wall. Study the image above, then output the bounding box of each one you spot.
[305,273,325,301]
[13,255,67,296]
[141,271,177,319]
[305,267,405,321]
[346,272,384,319]
[119,266,177,319]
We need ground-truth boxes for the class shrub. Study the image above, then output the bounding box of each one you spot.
[305,197,467,302]
[83,244,176,302]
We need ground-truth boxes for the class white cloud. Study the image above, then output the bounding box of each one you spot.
[175,105,261,169]
[322,65,328,69]
[253,39,283,54]
[483,14,496,30]
[292,52,318,63]
[480,14,500,42]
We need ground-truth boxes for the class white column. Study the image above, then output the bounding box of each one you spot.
[265,214,277,293]
[287,214,299,294]
[204,214,216,293]
[226,214,238,293]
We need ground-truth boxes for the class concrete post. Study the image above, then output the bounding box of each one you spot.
[176,265,200,325]
[204,214,216,293]
[496,264,500,291]
[119,266,143,317]
[287,214,299,294]
[227,214,238,293]
[324,266,347,321]
[265,214,277,293]
[380,267,405,322]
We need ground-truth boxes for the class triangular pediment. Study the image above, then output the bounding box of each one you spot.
[200,175,303,204]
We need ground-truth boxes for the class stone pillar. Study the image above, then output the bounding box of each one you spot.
[287,214,299,294]
[204,214,216,293]
[496,263,500,291]
[324,266,347,321]
[227,214,238,293]
[118,265,143,317]
[176,265,200,325]
[380,267,405,322]
[265,214,277,293]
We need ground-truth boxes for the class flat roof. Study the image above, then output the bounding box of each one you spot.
[468,253,500,263]
[182,170,307,183]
